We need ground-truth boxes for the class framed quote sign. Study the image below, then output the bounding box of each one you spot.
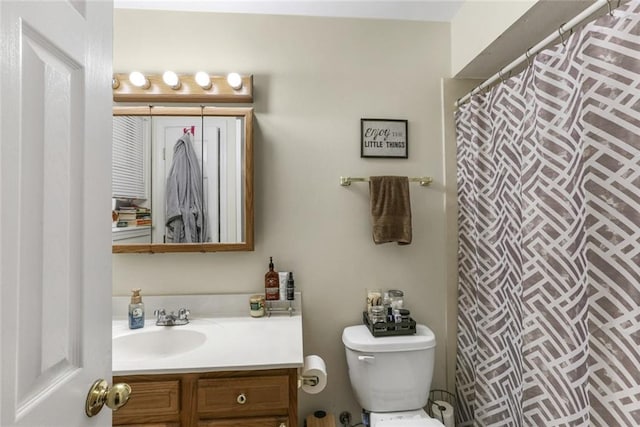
[361,118,408,158]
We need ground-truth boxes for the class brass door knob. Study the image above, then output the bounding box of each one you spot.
[237,393,247,404]
[85,379,132,417]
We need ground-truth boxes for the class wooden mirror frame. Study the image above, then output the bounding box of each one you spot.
[112,106,254,253]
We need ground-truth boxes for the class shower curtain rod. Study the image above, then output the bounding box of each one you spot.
[455,0,615,108]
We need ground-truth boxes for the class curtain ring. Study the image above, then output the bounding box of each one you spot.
[606,0,621,16]
[558,23,567,46]
[525,49,532,67]
[499,69,505,83]
[473,85,481,96]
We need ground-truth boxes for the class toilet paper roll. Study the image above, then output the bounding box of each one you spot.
[431,400,454,427]
[301,355,327,394]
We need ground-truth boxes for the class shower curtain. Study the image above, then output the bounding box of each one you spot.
[455,2,640,426]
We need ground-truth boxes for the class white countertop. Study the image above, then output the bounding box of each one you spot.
[112,294,304,376]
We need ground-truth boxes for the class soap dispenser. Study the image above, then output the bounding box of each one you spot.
[265,257,280,301]
[128,288,145,329]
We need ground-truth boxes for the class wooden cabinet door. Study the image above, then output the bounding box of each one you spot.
[115,424,179,427]
[112,379,181,426]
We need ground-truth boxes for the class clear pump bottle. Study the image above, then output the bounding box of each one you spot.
[128,288,145,329]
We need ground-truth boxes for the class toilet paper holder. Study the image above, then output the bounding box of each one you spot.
[299,355,327,394]
[298,374,319,388]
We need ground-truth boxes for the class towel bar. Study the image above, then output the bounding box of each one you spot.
[340,176,433,187]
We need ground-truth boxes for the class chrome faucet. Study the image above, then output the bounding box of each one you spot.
[153,308,190,326]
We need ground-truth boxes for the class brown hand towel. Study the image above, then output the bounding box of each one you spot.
[369,176,412,245]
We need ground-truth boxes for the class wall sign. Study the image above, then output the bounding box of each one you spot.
[361,118,408,158]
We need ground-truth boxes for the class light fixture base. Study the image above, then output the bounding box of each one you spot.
[112,73,253,103]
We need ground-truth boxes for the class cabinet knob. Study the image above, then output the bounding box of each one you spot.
[279,423,286,427]
[237,393,247,404]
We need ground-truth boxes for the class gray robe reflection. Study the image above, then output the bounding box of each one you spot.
[165,133,208,243]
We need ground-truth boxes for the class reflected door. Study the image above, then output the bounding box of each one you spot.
[152,116,240,244]
[152,117,216,243]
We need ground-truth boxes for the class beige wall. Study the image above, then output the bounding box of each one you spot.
[113,9,451,423]
[451,0,536,76]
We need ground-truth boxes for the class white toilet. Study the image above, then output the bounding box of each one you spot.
[342,324,444,427]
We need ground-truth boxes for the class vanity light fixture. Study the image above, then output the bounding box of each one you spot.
[227,72,243,90]
[194,71,212,89]
[162,71,181,90]
[129,71,150,89]
[113,72,253,102]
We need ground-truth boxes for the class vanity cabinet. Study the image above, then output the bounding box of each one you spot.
[113,368,297,427]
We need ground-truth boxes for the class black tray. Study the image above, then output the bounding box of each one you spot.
[362,311,416,337]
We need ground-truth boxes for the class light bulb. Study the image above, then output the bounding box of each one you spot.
[129,71,149,89]
[162,71,181,90]
[194,71,212,89]
[227,72,243,90]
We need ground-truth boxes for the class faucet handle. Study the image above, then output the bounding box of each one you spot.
[178,308,190,320]
[153,308,166,318]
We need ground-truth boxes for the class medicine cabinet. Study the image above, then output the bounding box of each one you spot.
[112,106,254,253]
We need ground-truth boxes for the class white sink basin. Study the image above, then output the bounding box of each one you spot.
[113,328,206,361]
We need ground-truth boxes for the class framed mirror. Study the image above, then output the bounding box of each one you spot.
[112,106,253,253]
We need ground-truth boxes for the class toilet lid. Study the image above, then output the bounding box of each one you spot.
[343,324,436,352]
[376,419,444,427]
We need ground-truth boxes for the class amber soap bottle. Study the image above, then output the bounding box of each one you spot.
[265,257,280,300]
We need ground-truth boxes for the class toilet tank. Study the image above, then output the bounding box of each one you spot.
[342,324,436,413]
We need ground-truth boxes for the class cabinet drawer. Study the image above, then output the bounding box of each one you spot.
[113,380,180,425]
[199,417,288,427]
[197,375,289,418]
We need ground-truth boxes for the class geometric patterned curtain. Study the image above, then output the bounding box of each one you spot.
[455,2,640,425]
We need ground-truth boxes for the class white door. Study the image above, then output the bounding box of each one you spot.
[1,1,113,426]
